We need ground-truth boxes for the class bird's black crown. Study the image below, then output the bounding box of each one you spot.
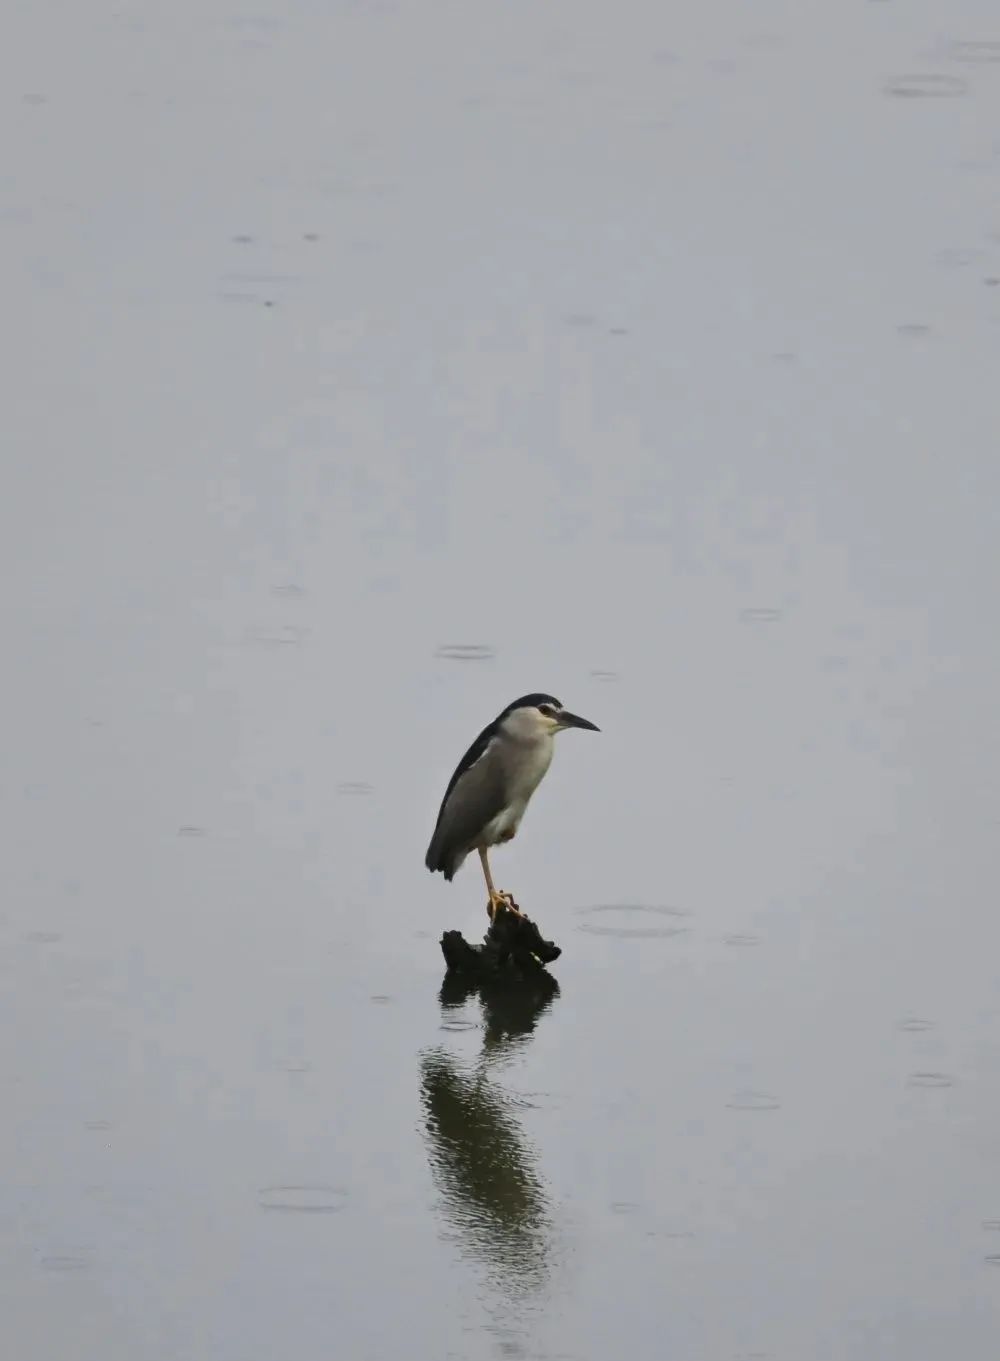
[501,693,561,715]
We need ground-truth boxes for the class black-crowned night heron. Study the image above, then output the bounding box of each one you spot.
[425,693,600,917]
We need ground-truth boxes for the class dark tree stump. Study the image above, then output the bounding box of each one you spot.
[440,895,561,984]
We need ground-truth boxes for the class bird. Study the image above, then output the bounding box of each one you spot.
[425,693,600,918]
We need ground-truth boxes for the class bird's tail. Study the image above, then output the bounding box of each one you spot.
[425,834,460,880]
[425,832,445,875]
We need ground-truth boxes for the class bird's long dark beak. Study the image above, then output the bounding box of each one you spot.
[559,710,600,732]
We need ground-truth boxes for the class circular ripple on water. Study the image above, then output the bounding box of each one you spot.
[40,1253,90,1272]
[257,1185,347,1214]
[936,247,982,269]
[724,933,761,947]
[575,904,690,939]
[951,40,1000,63]
[897,1017,934,1032]
[907,1071,954,1088]
[243,624,310,647]
[440,1017,479,1032]
[434,643,496,662]
[726,1090,781,1112]
[885,73,967,98]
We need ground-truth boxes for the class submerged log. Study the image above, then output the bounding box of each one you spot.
[440,894,561,983]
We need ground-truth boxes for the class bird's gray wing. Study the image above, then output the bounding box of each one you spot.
[425,737,508,875]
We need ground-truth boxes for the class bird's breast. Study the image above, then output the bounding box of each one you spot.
[494,735,554,833]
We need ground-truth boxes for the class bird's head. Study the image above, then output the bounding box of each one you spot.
[500,694,601,740]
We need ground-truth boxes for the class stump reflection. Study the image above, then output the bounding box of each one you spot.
[419,978,560,1296]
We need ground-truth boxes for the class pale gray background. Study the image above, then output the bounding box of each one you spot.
[2,1,1000,1358]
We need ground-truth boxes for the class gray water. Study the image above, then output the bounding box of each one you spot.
[4,1,1000,1357]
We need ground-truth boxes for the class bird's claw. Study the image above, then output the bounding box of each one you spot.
[488,891,522,920]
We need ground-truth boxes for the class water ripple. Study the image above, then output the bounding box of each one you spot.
[907,1072,954,1089]
[950,40,1000,63]
[434,643,496,662]
[39,1252,90,1272]
[575,904,690,940]
[243,624,310,647]
[885,73,967,98]
[257,1185,347,1213]
[726,1090,781,1111]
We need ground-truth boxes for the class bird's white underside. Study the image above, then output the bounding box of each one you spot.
[480,728,555,846]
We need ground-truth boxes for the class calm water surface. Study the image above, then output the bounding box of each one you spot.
[3,1,1000,1357]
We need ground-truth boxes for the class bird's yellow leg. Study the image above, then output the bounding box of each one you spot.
[478,847,502,915]
[478,847,521,919]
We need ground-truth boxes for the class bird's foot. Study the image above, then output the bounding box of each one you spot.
[488,891,523,921]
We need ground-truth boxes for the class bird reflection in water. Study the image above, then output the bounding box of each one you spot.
[419,974,560,1298]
